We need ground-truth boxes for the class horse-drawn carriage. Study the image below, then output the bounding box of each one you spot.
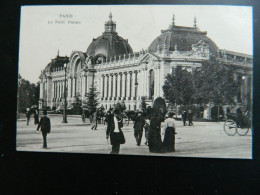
[223,113,251,136]
[122,110,137,126]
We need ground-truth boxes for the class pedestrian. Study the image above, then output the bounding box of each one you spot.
[105,108,125,154]
[182,111,187,126]
[82,111,86,123]
[144,119,150,146]
[133,111,145,146]
[188,110,193,126]
[34,109,39,125]
[162,112,176,152]
[91,110,98,130]
[26,108,31,125]
[36,110,51,149]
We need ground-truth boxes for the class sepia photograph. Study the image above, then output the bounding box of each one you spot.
[16,5,253,159]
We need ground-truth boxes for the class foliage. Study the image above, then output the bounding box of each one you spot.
[71,93,83,115]
[163,58,239,118]
[197,57,238,106]
[85,86,99,114]
[163,66,195,106]
[115,100,126,112]
[17,74,40,113]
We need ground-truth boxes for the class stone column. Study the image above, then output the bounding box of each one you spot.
[108,75,111,99]
[101,75,104,98]
[134,71,138,99]
[81,75,86,99]
[122,73,126,99]
[119,73,122,98]
[115,74,118,98]
[104,75,108,99]
[51,81,55,107]
[127,72,130,99]
[40,80,43,99]
[62,80,64,98]
[113,74,116,99]
[144,69,148,98]
[57,81,59,98]
[68,78,71,98]
[154,67,159,98]
[110,74,114,99]
[138,70,143,98]
[129,72,133,99]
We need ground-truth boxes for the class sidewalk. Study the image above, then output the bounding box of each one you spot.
[16,114,252,159]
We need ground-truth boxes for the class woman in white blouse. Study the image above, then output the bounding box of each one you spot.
[162,112,176,152]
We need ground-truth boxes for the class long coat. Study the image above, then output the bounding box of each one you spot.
[37,116,51,133]
[133,114,145,131]
[105,113,124,145]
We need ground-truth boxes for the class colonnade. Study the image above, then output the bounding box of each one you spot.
[101,70,139,101]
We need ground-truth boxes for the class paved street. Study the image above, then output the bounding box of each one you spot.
[16,114,252,159]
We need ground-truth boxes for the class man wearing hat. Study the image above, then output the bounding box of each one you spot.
[133,110,145,146]
[105,108,125,154]
[36,110,51,149]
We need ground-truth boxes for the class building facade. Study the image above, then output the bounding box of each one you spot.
[39,13,252,119]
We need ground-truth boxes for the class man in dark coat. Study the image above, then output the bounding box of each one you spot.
[133,111,145,146]
[105,109,125,154]
[182,111,188,126]
[36,110,51,148]
[34,109,39,125]
[187,110,193,126]
[26,108,31,125]
[91,110,98,130]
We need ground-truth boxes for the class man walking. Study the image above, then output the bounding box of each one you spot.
[105,108,125,154]
[91,110,98,130]
[133,111,145,146]
[187,110,193,126]
[36,110,51,149]
[182,111,188,126]
[26,108,31,125]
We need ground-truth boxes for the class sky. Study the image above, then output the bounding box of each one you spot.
[19,5,253,83]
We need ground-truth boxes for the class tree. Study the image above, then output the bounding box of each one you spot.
[17,74,40,113]
[163,58,239,119]
[85,86,99,114]
[163,66,195,107]
[70,93,83,115]
[197,58,238,106]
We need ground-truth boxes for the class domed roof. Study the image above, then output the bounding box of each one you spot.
[86,13,133,63]
[86,33,133,60]
[148,17,218,54]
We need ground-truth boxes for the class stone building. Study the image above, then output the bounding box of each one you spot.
[39,13,252,119]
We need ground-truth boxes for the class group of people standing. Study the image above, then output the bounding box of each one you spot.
[181,110,193,126]
[25,107,39,125]
[133,110,177,153]
[104,107,177,155]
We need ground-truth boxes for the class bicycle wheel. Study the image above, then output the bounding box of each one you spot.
[237,126,249,136]
[223,119,237,136]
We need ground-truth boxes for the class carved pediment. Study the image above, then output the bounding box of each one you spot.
[139,53,160,63]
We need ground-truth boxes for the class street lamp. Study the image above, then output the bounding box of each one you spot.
[63,62,68,123]
[135,81,138,110]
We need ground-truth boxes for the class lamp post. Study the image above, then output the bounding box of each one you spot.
[63,62,68,123]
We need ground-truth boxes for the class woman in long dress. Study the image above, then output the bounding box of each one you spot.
[162,112,176,152]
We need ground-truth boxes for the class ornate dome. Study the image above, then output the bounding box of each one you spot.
[148,16,218,54]
[86,13,133,64]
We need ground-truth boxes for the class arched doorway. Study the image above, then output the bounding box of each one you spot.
[211,106,224,120]
[149,69,155,100]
